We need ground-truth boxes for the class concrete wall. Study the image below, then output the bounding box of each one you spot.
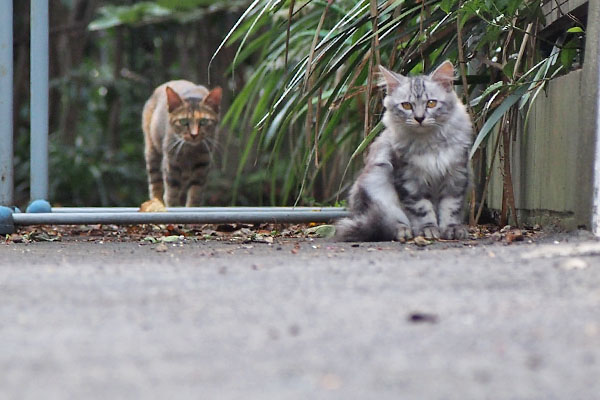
[484,0,600,231]
[485,70,586,229]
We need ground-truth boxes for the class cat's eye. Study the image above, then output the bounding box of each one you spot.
[401,102,413,110]
[177,118,190,126]
[199,118,212,126]
[426,100,437,108]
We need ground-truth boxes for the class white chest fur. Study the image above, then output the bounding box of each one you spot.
[407,145,462,183]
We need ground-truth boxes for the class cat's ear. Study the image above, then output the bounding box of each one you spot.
[204,87,222,113]
[430,61,455,92]
[166,86,184,113]
[378,65,406,92]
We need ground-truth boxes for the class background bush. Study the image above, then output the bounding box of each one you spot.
[11,0,585,217]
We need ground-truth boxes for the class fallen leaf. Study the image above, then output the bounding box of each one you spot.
[143,236,157,243]
[490,232,503,241]
[505,229,524,243]
[29,231,61,242]
[216,224,237,232]
[9,234,25,243]
[139,198,166,212]
[160,235,183,243]
[252,234,274,244]
[305,224,336,238]
[264,236,274,244]
[413,236,431,247]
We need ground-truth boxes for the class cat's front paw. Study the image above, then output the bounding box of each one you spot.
[415,225,440,240]
[396,225,413,243]
[441,224,469,240]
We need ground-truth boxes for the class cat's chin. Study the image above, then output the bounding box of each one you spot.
[183,136,205,145]
[404,123,437,134]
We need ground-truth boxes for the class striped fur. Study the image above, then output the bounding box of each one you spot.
[336,61,473,242]
[142,80,222,206]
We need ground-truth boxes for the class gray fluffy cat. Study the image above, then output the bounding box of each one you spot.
[336,61,473,242]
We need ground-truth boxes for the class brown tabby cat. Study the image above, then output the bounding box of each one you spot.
[142,80,222,207]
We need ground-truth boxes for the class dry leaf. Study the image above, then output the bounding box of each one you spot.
[306,224,336,238]
[139,198,166,212]
[413,236,431,247]
[505,229,524,243]
[160,235,183,243]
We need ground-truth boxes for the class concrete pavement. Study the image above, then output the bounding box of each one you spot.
[1,233,599,399]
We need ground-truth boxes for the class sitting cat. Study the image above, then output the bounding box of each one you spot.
[142,80,222,207]
[336,61,473,242]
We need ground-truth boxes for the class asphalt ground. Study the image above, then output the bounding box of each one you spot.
[1,231,599,399]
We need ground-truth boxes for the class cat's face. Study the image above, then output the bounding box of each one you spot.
[166,86,222,144]
[380,62,456,131]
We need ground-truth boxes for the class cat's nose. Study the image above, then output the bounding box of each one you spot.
[414,115,425,124]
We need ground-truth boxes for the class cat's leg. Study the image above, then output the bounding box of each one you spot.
[145,145,164,201]
[403,197,440,239]
[185,175,208,206]
[437,170,470,239]
[185,156,210,207]
[438,197,468,239]
[397,177,440,239]
[358,163,413,242]
[163,161,185,207]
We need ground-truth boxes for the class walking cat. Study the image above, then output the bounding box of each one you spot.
[142,80,222,207]
[336,61,473,242]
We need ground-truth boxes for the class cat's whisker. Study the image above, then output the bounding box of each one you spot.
[204,137,222,153]
[175,138,186,157]
[167,135,185,154]
[167,141,177,154]
[202,139,222,165]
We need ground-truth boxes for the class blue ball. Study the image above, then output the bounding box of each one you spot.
[26,199,52,213]
[0,206,14,234]
[0,206,13,219]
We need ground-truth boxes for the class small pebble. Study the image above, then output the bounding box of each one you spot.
[155,243,168,252]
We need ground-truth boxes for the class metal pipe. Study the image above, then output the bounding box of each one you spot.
[30,0,49,201]
[13,210,349,226]
[51,206,347,213]
[0,1,13,205]
[590,0,600,236]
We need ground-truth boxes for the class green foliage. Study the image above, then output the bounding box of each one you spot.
[88,0,247,29]
[88,3,171,30]
[12,1,243,208]
[16,1,583,209]
[211,0,577,205]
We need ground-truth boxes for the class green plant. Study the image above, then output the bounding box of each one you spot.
[213,0,583,219]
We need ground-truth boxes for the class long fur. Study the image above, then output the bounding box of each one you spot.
[336,61,473,242]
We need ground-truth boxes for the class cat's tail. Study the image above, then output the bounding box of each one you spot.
[335,210,397,242]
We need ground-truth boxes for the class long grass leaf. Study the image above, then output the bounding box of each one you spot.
[469,84,529,159]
